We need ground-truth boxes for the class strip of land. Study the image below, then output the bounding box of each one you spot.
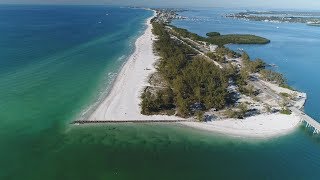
[86,9,308,138]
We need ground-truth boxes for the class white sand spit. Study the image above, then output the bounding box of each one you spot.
[182,113,301,138]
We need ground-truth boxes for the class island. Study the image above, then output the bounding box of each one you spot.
[226,10,320,26]
[83,9,311,138]
[169,27,270,46]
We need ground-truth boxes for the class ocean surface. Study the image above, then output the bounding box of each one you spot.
[0,5,320,179]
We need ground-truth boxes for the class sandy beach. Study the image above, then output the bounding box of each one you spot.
[182,113,301,138]
[88,11,303,138]
[88,13,181,121]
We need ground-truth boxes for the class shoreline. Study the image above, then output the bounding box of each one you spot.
[85,10,303,139]
[88,11,182,121]
[78,22,148,121]
[181,113,302,139]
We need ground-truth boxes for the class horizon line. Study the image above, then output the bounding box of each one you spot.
[0,3,319,11]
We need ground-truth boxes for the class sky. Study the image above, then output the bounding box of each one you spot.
[1,0,320,10]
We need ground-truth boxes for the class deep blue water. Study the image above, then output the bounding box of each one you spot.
[172,8,320,120]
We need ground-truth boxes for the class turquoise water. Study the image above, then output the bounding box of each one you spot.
[1,5,320,179]
[0,5,151,127]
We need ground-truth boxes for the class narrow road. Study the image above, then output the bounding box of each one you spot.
[169,33,223,69]
[251,80,281,101]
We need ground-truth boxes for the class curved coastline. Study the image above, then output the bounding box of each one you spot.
[85,9,303,139]
[78,10,152,121]
[87,10,181,121]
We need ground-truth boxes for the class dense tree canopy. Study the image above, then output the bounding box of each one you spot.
[206,32,221,37]
[141,23,229,117]
[260,69,286,85]
[171,26,270,47]
[242,52,266,73]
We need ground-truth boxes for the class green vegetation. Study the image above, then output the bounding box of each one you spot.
[141,22,231,117]
[170,26,205,41]
[207,34,270,47]
[265,105,272,113]
[225,103,248,119]
[206,32,221,37]
[280,107,292,115]
[216,47,240,58]
[225,109,241,119]
[173,57,228,116]
[280,84,295,91]
[145,20,293,118]
[240,84,257,97]
[196,111,205,121]
[206,47,239,63]
[206,52,226,63]
[242,52,266,73]
[280,92,291,98]
[260,69,286,85]
[140,88,176,115]
[171,26,270,46]
[240,52,295,92]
